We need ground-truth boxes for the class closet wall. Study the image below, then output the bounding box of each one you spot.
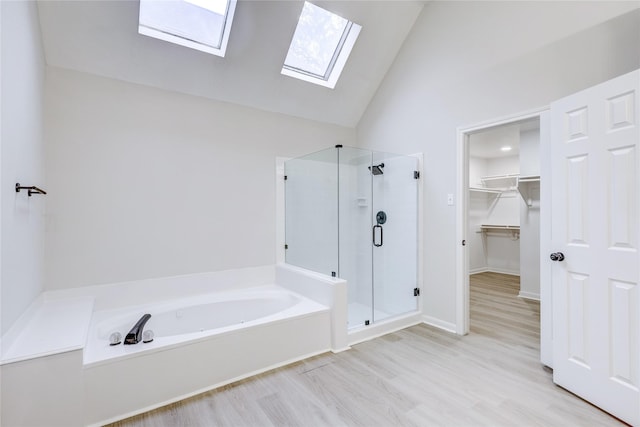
[518,129,541,299]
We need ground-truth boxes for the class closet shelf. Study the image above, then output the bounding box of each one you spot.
[480,224,520,231]
[517,175,540,207]
[469,187,502,194]
[480,224,520,240]
[479,174,519,190]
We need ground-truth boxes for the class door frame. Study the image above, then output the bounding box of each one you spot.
[455,107,550,350]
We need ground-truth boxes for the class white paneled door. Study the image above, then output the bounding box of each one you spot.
[550,69,639,425]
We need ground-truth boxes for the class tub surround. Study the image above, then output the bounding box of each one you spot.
[0,265,343,426]
[276,263,349,352]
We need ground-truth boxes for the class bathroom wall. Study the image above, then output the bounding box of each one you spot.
[44,68,355,290]
[356,2,640,327]
[1,1,47,335]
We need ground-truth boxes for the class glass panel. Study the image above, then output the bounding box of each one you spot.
[371,152,419,322]
[337,147,373,329]
[284,148,338,276]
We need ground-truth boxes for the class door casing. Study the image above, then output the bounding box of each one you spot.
[455,107,551,368]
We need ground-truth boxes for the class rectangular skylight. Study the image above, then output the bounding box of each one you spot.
[139,0,236,57]
[282,2,362,89]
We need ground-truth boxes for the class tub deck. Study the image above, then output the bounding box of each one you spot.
[0,296,94,365]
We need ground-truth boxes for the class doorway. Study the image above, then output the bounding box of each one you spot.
[455,109,552,365]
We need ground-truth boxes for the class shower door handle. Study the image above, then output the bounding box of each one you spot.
[373,224,383,247]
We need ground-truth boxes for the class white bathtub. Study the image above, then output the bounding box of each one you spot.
[1,265,346,426]
[84,285,327,367]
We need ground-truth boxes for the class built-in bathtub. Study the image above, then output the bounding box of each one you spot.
[1,263,423,426]
[1,265,347,427]
[85,285,328,367]
[84,284,332,425]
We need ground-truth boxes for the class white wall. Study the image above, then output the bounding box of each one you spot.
[520,129,540,177]
[356,2,640,326]
[1,1,47,335]
[468,157,488,273]
[44,68,355,290]
[519,129,541,299]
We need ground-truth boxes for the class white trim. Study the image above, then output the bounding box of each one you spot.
[470,269,520,277]
[455,124,469,335]
[456,107,549,337]
[538,110,553,368]
[484,267,520,276]
[518,291,540,301]
[421,315,457,334]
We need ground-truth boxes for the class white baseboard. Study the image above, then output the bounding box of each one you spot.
[422,315,457,334]
[471,268,520,277]
[518,291,540,301]
[469,267,488,275]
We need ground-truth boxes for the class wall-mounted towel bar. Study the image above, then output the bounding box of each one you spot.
[16,183,47,197]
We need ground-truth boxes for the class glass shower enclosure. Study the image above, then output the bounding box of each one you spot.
[285,145,419,329]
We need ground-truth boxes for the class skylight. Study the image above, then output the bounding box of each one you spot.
[282,2,362,89]
[138,0,237,57]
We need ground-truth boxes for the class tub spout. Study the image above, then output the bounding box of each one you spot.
[124,314,151,345]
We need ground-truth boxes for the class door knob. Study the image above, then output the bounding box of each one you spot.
[550,252,565,262]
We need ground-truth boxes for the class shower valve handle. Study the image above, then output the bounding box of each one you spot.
[373,224,383,247]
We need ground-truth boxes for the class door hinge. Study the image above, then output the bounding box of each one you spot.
[414,171,420,179]
[284,175,288,180]
[284,244,288,250]
[414,287,420,296]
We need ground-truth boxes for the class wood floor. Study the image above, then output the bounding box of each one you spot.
[108,272,623,427]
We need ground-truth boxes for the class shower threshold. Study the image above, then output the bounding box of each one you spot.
[347,302,390,329]
[347,308,422,346]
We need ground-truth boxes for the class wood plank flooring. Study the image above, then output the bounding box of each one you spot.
[108,272,623,427]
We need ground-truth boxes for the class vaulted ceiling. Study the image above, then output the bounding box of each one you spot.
[37,1,425,127]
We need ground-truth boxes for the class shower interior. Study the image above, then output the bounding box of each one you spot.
[284,146,419,329]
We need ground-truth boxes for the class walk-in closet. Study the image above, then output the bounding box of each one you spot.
[467,118,541,300]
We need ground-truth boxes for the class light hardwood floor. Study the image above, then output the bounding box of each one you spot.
[108,272,623,427]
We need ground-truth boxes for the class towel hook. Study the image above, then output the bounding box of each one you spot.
[15,183,47,197]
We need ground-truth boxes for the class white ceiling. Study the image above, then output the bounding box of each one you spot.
[36,0,425,127]
[469,118,540,159]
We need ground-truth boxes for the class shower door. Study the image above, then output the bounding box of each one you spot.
[370,152,419,323]
[339,148,419,328]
